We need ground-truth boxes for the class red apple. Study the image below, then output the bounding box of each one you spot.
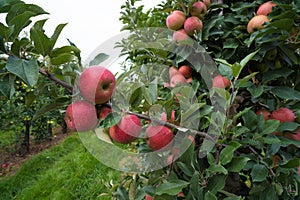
[247,15,269,34]
[187,77,193,83]
[146,125,174,151]
[190,1,207,19]
[170,73,187,87]
[212,75,231,89]
[169,66,179,78]
[285,130,300,141]
[271,108,295,123]
[167,154,175,165]
[64,100,98,132]
[298,165,300,175]
[184,16,203,36]
[2,163,7,169]
[178,65,192,78]
[161,110,176,123]
[109,114,142,144]
[173,29,189,43]
[256,109,271,120]
[145,194,154,200]
[98,106,112,119]
[203,0,211,8]
[79,66,116,105]
[257,1,277,16]
[166,10,186,30]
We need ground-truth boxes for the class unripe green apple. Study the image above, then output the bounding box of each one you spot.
[109,114,142,144]
[257,1,277,16]
[166,10,186,30]
[247,15,269,34]
[64,100,98,132]
[146,125,174,151]
[190,1,207,19]
[271,108,295,123]
[265,48,277,61]
[79,66,116,105]
[184,16,203,36]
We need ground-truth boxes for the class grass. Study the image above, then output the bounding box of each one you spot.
[0,134,121,200]
[0,130,18,149]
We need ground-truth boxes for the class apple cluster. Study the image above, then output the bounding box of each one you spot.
[166,0,211,43]
[247,1,277,34]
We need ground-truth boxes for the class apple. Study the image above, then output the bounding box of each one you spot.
[170,73,187,87]
[145,194,154,200]
[256,109,271,120]
[285,130,300,141]
[298,165,300,175]
[178,65,192,78]
[167,154,175,165]
[203,0,211,8]
[212,75,231,89]
[247,15,269,34]
[190,1,207,19]
[257,1,277,16]
[169,66,179,78]
[146,125,174,151]
[79,66,116,105]
[265,48,277,61]
[161,110,176,123]
[2,163,7,169]
[271,108,295,123]
[98,106,112,119]
[184,16,203,36]
[166,10,186,30]
[64,100,98,132]
[109,114,142,144]
[187,77,193,83]
[173,29,189,43]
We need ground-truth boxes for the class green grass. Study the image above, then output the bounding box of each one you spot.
[0,134,121,200]
[0,130,18,149]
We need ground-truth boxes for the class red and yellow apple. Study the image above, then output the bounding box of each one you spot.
[98,106,112,119]
[65,100,98,132]
[79,66,116,105]
[109,114,142,144]
[190,1,207,19]
[271,108,295,123]
[257,1,277,16]
[145,125,174,151]
[203,0,211,8]
[247,15,269,34]
[212,75,231,89]
[184,16,203,36]
[173,29,189,43]
[166,10,186,30]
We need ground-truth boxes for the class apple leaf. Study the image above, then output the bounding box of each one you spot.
[155,180,189,196]
[227,157,250,172]
[207,174,227,194]
[250,164,268,182]
[271,86,300,100]
[0,74,15,98]
[100,112,122,128]
[88,53,109,66]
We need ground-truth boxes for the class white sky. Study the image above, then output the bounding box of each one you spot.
[14,0,162,60]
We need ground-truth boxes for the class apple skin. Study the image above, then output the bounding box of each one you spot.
[169,66,179,78]
[184,16,203,36]
[145,194,154,200]
[166,10,186,31]
[178,65,192,78]
[146,125,174,151]
[170,73,187,87]
[64,100,98,132]
[98,106,112,119]
[166,154,175,165]
[298,165,300,175]
[173,29,189,43]
[79,66,116,105]
[203,0,211,8]
[285,130,300,141]
[212,75,231,89]
[257,1,277,16]
[247,15,269,34]
[256,109,271,120]
[271,108,295,123]
[109,114,142,144]
[190,1,207,19]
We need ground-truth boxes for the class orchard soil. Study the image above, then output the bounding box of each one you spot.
[0,127,73,177]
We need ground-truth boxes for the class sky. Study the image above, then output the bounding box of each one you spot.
[20,0,162,60]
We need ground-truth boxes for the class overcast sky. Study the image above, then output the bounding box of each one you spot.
[19,0,162,60]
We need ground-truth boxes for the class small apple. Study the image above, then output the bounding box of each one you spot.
[145,194,154,200]
[173,29,189,43]
[146,125,174,151]
[256,109,271,120]
[271,108,295,123]
[187,77,193,83]
[212,75,231,89]
[265,48,277,61]
[257,1,277,16]
[166,154,175,165]
[298,165,300,174]
[170,73,187,87]
[285,130,300,141]
[79,66,116,105]
[255,62,269,73]
[178,65,192,78]
[203,0,211,8]
[2,163,7,169]
[98,106,112,119]
[64,100,98,132]
[166,10,186,30]
[190,1,207,19]
[247,15,269,34]
[169,66,179,78]
[109,114,142,144]
[184,16,203,36]
[161,110,176,123]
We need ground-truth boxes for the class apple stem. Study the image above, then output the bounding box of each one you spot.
[125,110,214,140]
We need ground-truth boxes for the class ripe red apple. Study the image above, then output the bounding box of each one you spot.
[79,66,116,105]
[166,10,186,30]
[212,75,231,89]
[170,73,187,87]
[271,108,295,123]
[169,66,179,78]
[98,106,112,119]
[178,65,192,78]
[190,1,207,19]
[145,194,154,200]
[257,1,277,16]
[247,15,269,34]
[203,0,211,8]
[146,125,174,151]
[109,114,142,144]
[167,154,175,165]
[256,109,271,120]
[184,16,203,36]
[298,165,300,174]
[2,163,7,169]
[64,100,98,132]
[173,29,189,43]
[161,110,176,123]
[285,130,300,141]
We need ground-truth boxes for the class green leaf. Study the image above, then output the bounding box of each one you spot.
[258,119,280,136]
[279,158,300,168]
[271,86,300,100]
[207,174,227,194]
[236,72,258,88]
[220,142,241,165]
[233,49,259,77]
[88,53,109,66]
[250,164,268,182]
[25,91,36,109]
[49,23,67,50]
[207,164,228,175]
[129,86,143,109]
[30,19,51,56]
[276,122,299,133]
[263,68,294,83]
[204,191,217,200]
[6,56,39,87]
[155,180,189,196]
[8,11,36,40]
[227,157,250,172]
[242,110,258,131]
[50,53,76,65]
[100,112,122,129]
[0,74,15,98]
